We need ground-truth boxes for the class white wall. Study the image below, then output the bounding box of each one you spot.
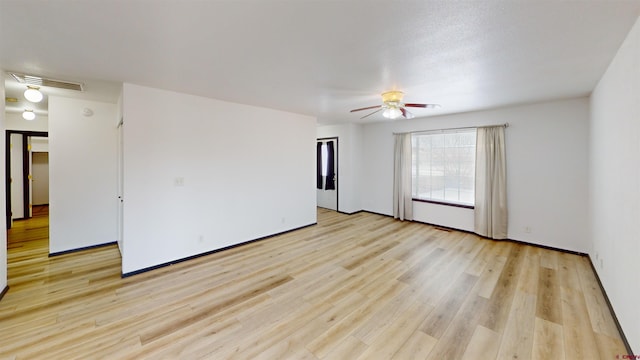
[121,83,317,274]
[589,16,640,353]
[31,137,48,152]
[5,112,48,132]
[48,97,118,253]
[362,97,590,252]
[317,123,363,214]
[0,70,7,294]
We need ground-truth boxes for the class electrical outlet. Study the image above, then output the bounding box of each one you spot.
[524,226,531,233]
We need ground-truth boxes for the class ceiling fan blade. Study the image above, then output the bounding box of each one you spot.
[360,107,384,119]
[400,107,415,119]
[404,103,440,109]
[350,105,382,113]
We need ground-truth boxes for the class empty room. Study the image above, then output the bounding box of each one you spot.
[1,1,639,359]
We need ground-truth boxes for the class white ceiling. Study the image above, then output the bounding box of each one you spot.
[2,1,640,124]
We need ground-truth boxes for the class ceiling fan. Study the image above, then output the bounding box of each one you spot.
[350,90,439,120]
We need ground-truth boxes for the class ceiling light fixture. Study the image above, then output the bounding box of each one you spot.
[22,109,36,121]
[382,91,404,119]
[383,106,402,119]
[24,86,43,103]
[381,90,404,103]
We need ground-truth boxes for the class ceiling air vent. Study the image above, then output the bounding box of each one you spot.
[9,72,84,91]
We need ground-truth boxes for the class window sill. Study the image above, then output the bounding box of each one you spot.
[412,198,475,210]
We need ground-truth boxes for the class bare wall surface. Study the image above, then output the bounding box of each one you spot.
[361,97,589,253]
[49,97,118,253]
[121,84,317,274]
[589,15,640,353]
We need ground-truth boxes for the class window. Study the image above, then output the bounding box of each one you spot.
[411,129,476,207]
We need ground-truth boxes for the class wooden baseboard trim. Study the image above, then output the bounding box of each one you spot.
[122,222,318,278]
[506,238,586,257]
[361,210,392,218]
[586,256,634,355]
[413,218,587,256]
[0,285,9,301]
[358,211,587,256]
[49,241,118,257]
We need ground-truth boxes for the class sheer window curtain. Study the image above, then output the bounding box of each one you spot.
[474,126,508,239]
[393,133,413,221]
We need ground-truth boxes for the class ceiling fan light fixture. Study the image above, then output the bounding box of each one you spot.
[22,109,36,121]
[24,86,43,103]
[381,90,404,103]
[350,90,439,119]
[383,107,402,119]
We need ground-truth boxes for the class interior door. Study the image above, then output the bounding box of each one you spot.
[316,138,338,211]
[9,133,24,221]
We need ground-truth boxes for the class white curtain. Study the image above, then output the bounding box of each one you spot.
[393,133,413,221]
[474,126,508,239]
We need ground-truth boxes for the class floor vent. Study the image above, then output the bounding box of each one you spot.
[9,72,84,91]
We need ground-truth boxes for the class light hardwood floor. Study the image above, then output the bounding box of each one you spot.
[0,207,628,359]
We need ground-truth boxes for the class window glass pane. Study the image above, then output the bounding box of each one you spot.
[411,129,476,206]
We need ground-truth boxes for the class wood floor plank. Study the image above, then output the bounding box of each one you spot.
[426,293,489,360]
[479,243,525,333]
[594,332,627,359]
[532,317,565,360]
[476,251,508,299]
[391,330,437,360]
[495,291,537,360]
[561,286,601,359]
[352,285,420,344]
[575,257,623,339]
[517,245,540,295]
[419,272,478,339]
[306,279,407,358]
[0,207,629,359]
[319,335,367,360]
[557,252,582,290]
[461,325,501,360]
[355,299,434,359]
[536,267,563,325]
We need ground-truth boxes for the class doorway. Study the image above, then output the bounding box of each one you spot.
[32,152,49,206]
[5,130,49,229]
[316,137,338,211]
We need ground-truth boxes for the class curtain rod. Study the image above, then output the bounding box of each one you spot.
[393,122,509,135]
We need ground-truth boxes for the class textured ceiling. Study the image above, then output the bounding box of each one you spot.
[2,1,640,124]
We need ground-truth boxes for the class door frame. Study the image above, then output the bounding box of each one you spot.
[5,130,48,229]
[317,136,339,212]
